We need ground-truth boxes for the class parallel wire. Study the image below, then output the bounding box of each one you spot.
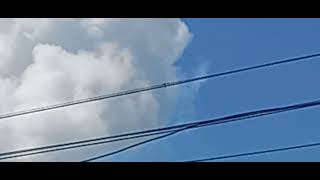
[81,129,185,162]
[1,99,320,161]
[185,142,320,162]
[81,99,320,162]
[0,131,172,161]
[1,52,320,121]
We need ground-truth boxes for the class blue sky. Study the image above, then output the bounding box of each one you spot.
[101,18,320,162]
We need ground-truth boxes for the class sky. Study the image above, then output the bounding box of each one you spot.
[105,18,320,162]
[1,18,320,162]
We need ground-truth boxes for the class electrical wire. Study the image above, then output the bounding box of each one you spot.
[81,129,185,162]
[0,130,173,161]
[1,52,320,121]
[81,99,320,162]
[185,141,320,162]
[1,98,320,161]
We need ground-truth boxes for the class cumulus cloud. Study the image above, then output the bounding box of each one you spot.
[0,18,193,161]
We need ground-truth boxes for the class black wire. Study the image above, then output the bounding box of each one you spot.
[2,98,320,161]
[80,99,320,162]
[77,112,287,162]
[0,130,174,161]
[81,128,188,162]
[1,52,320,121]
[0,126,178,158]
[2,98,320,158]
[185,142,320,162]
[168,53,320,87]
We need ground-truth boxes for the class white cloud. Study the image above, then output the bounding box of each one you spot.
[0,18,193,161]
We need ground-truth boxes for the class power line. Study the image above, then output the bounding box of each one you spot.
[1,52,320,121]
[0,131,175,161]
[1,98,320,161]
[81,99,320,162]
[81,129,184,162]
[184,141,320,162]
